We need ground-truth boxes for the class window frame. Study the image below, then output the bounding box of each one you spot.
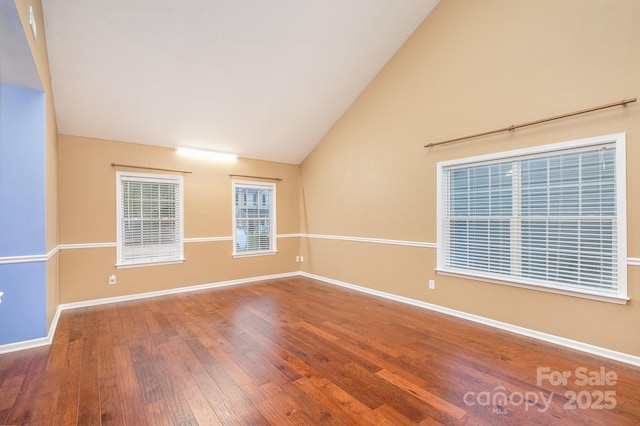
[116,171,184,268]
[232,180,277,257]
[436,133,628,304]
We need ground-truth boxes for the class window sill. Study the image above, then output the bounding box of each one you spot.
[435,268,629,305]
[116,259,185,269]
[233,250,278,259]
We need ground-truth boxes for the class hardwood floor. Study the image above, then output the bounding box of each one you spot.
[1,276,639,425]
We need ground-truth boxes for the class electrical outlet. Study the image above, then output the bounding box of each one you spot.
[296,256,300,262]
[428,279,435,290]
[299,256,304,262]
[109,275,117,285]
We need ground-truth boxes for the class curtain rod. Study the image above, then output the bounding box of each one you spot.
[424,98,636,149]
[111,163,192,174]
[229,174,282,182]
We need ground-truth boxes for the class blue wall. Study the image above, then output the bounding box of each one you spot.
[0,84,46,256]
[0,263,47,344]
[0,84,47,345]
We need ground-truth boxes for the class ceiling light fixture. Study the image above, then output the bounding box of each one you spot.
[175,147,238,162]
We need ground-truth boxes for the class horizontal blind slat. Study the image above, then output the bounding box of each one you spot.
[119,175,182,265]
[443,144,618,294]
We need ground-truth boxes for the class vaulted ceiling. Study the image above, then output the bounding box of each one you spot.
[42,0,439,164]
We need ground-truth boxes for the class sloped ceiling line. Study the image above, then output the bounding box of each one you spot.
[42,0,439,164]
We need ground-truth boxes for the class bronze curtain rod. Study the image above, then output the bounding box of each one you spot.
[229,174,283,182]
[424,98,636,149]
[111,163,192,174]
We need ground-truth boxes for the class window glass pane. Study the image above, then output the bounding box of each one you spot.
[447,162,512,274]
[234,183,275,254]
[521,149,616,218]
[118,175,182,265]
[442,140,620,297]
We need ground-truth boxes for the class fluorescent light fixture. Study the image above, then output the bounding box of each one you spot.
[175,147,237,162]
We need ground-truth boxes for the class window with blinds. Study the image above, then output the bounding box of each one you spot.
[116,172,184,267]
[233,181,276,255]
[437,133,627,301]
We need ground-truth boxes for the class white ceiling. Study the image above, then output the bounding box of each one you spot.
[42,0,439,164]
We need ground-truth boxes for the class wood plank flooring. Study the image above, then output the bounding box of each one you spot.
[1,276,639,425]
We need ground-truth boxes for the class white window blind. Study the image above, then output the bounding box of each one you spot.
[233,181,276,255]
[438,134,627,301]
[117,172,183,266]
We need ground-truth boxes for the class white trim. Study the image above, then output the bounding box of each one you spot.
[2,271,639,366]
[47,246,60,259]
[616,133,628,297]
[116,259,185,269]
[59,242,117,250]
[301,233,437,249]
[0,247,59,264]
[0,303,62,354]
[184,236,232,243]
[0,336,51,354]
[299,272,640,367]
[2,238,639,267]
[48,303,62,342]
[0,236,300,265]
[436,269,629,305]
[0,272,298,354]
[436,161,445,270]
[232,251,278,259]
[0,253,49,265]
[57,272,298,310]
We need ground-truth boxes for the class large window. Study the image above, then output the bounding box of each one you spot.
[437,133,627,302]
[233,181,276,255]
[116,172,184,267]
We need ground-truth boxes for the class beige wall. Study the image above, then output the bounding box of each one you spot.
[15,0,59,326]
[300,0,640,356]
[58,135,300,303]
[13,0,639,359]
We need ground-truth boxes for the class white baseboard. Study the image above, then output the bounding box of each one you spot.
[299,272,640,368]
[0,304,62,355]
[0,336,51,354]
[0,272,298,354]
[3,270,639,368]
[58,272,299,311]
